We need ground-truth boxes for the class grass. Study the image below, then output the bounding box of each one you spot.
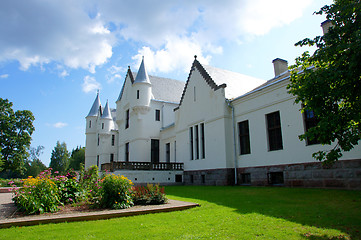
[0,186,360,239]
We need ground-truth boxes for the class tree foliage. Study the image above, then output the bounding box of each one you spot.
[0,98,35,174]
[288,0,361,163]
[24,145,47,177]
[67,146,85,171]
[49,141,69,173]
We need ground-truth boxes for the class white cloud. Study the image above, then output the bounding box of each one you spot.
[0,0,114,72]
[82,75,101,93]
[60,70,69,78]
[46,122,68,128]
[132,37,212,74]
[0,0,314,74]
[0,74,9,79]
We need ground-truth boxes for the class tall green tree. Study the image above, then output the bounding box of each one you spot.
[24,145,47,177]
[67,146,85,171]
[0,98,35,174]
[288,0,361,163]
[49,141,69,173]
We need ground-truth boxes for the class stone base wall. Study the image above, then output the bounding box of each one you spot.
[184,168,235,186]
[237,159,361,190]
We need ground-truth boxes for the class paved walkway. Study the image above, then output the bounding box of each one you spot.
[0,190,199,228]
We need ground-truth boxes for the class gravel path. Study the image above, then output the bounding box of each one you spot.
[0,193,16,220]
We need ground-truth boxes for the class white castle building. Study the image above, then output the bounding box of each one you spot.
[85,54,361,189]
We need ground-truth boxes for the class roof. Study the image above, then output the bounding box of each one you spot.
[176,58,266,109]
[117,71,185,103]
[101,101,112,119]
[202,64,265,100]
[86,93,102,117]
[133,57,150,84]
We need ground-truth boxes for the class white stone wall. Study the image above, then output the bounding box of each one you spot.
[175,68,234,171]
[232,78,361,168]
[110,170,183,185]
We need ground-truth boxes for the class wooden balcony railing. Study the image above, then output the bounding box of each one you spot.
[101,161,184,172]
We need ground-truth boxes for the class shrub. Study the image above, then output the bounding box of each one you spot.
[53,170,84,204]
[0,178,22,187]
[79,165,101,206]
[132,184,167,205]
[12,169,61,214]
[100,174,133,209]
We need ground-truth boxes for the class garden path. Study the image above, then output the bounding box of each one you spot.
[0,193,16,220]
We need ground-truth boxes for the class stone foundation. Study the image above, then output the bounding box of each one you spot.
[184,168,235,186]
[237,159,361,190]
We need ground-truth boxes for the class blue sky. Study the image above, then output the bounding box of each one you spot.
[0,0,333,166]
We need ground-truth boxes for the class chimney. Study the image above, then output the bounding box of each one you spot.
[272,58,288,77]
[321,20,332,35]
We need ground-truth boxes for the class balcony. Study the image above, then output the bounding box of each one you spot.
[101,161,184,172]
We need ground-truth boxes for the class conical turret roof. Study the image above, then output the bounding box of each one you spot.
[101,100,112,120]
[133,56,150,84]
[86,92,102,117]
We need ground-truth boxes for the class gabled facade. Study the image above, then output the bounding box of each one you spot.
[85,56,361,189]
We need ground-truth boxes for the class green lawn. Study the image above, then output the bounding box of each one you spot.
[0,186,360,240]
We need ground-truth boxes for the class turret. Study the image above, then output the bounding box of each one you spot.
[132,57,152,115]
[99,100,114,133]
[85,92,102,169]
[86,92,102,134]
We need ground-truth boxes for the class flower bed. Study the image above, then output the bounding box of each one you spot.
[9,166,168,215]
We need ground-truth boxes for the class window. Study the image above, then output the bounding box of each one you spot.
[137,90,140,99]
[125,143,129,162]
[175,174,182,183]
[174,141,177,162]
[89,120,91,128]
[240,173,251,184]
[268,172,284,185]
[303,109,320,145]
[110,153,114,162]
[189,127,194,160]
[194,86,196,101]
[200,123,205,159]
[195,125,199,159]
[151,139,159,163]
[125,109,129,129]
[166,143,170,163]
[190,123,206,160]
[238,120,251,155]
[111,135,115,146]
[102,123,104,129]
[266,111,283,151]
[201,175,206,184]
[155,109,160,121]
[97,155,99,167]
[97,134,100,146]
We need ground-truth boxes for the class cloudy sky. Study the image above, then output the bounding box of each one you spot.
[0,0,333,166]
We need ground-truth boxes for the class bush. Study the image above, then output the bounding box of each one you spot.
[53,170,84,204]
[100,174,133,209]
[12,169,60,214]
[0,178,22,187]
[132,184,167,205]
[78,165,101,206]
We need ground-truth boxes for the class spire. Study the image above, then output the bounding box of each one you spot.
[134,56,150,84]
[101,100,112,120]
[86,92,102,117]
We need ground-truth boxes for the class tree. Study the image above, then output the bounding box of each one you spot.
[288,0,361,164]
[24,146,47,177]
[0,98,35,174]
[49,141,70,173]
[67,146,85,171]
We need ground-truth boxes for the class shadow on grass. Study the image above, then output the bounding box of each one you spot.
[166,186,361,240]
